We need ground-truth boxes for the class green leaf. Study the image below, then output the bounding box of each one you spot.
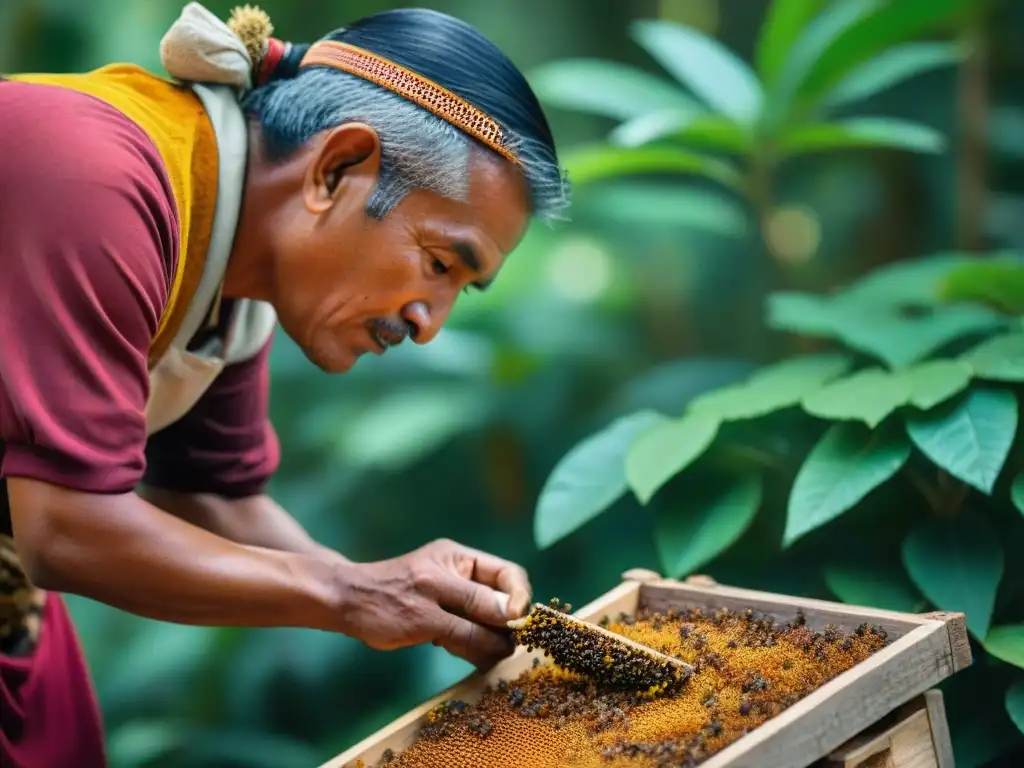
[939,257,1024,315]
[609,111,753,153]
[802,367,911,428]
[529,58,701,121]
[822,562,925,613]
[630,19,764,124]
[1011,474,1024,518]
[780,118,945,156]
[1007,682,1024,735]
[819,42,965,111]
[902,514,1004,638]
[762,0,880,131]
[797,0,974,109]
[579,183,749,236]
[784,421,911,546]
[534,410,666,548]
[755,0,824,87]
[898,359,974,410]
[689,353,852,421]
[654,472,763,578]
[562,144,744,190]
[906,388,1018,494]
[984,625,1024,670]
[961,332,1024,382]
[626,412,720,504]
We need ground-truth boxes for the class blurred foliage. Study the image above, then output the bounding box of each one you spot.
[6,0,1024,765]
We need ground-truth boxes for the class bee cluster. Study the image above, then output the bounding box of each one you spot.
[375,602,890,768]
[510,601,690,695]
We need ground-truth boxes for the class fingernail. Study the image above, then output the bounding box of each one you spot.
[494,591,510,617]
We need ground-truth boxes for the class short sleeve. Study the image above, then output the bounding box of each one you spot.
[142,338,281,498]
[0,81,178,494]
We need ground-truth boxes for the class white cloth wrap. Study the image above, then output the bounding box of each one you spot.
[159,2,254,90]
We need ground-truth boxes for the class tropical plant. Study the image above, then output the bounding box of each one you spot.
[533,250,1024,764]
[530,0,972,237]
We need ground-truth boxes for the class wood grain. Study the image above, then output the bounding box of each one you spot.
[923,690,955,768]
[920,611,972,672]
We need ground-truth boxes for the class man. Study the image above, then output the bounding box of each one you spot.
[0,3,570,765]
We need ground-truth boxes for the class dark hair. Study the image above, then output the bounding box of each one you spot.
[243,9,570,222]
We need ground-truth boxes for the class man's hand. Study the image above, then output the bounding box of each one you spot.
[334,538,532,669]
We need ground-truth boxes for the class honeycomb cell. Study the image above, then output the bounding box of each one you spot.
[383,605,888,768]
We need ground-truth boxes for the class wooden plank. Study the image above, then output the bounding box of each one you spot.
[319,579,641,768]
[639,581,932,639]
[825,707,937,767]
[923,690,955,768]
[699,623,955,768]
[920,611,972,672]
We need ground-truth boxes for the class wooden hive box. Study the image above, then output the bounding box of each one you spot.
[322,570,971,768]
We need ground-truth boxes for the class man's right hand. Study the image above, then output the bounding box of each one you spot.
[327,538,532,669]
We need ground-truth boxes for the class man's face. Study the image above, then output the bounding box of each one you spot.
[268,124,530,373]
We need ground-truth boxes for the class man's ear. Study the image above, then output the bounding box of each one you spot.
[303,122,382,214]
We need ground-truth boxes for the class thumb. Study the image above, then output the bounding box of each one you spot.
[433,570,511,629]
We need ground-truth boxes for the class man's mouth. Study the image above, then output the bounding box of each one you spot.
[367,322,407,354]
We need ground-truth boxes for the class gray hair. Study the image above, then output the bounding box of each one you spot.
[241,68,570,222]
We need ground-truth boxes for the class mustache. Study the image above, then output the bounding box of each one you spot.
[367,317,410,346]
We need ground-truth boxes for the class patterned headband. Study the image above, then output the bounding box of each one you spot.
[226,6,519,165]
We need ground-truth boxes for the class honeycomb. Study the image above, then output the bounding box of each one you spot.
[375,604,889,768]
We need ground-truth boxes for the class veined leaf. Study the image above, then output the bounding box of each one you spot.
[985,625,1024,670]
[902,514,1004,638]
[780,118,945,156]
[562,144,744,190]
[797,0,974,108]
[755,0,824,87]
[784,421,911,546]
[802,367,911,428]
[533,410,666,549]
[819,42,965,112]
[529,59,701,121]
[610,111,753,154]
[655,472,763,578]
[897,359,973,410]
[762,0,881,131]
[906,388,1018,495]
[688,353,852,421]
[626,412,720,504]
[630,19,764,124]
[961,332,1024,382]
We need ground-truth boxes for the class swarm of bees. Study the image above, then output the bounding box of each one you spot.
[372,602,890,768]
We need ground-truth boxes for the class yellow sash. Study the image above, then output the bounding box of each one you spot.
[10,64,220,366]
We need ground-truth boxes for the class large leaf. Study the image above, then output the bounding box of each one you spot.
[780,118,945,156]
[939,257,1024,315]
[902,514,1004,638]
[654,471,763,578]
[905,388,1018,494]
[755,0,824,87]
[819,42,965,111]
[796,0,974,108]
[579,183,749,236]
[898,359,974,410]
[626,412,720,504]
[961,332,1024,382]
[762,0,880,131]
[784,421,911,546]
[562,144,744,190]
[822,562,925,613]
[984,625,1024,670]
[1008,682,1024,736]
[534,410,666,548]
[689,353,852,421]
[630,19,764,124]
[610,111,753,154]
[528,59,701,121]
[802,367,911,428]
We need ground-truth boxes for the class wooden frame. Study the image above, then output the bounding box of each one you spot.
[322,570,970,768]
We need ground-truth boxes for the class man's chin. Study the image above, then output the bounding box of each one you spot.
[303,340,360,374]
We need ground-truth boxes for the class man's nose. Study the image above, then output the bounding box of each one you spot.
[402,300,449,344]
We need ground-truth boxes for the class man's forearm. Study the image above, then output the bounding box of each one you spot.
[9,477,341,630]
[139,486,340,560]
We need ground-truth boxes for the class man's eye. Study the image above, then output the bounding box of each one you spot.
[431,257,450,275]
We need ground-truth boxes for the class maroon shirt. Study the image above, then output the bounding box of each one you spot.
[0,78,279,765]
